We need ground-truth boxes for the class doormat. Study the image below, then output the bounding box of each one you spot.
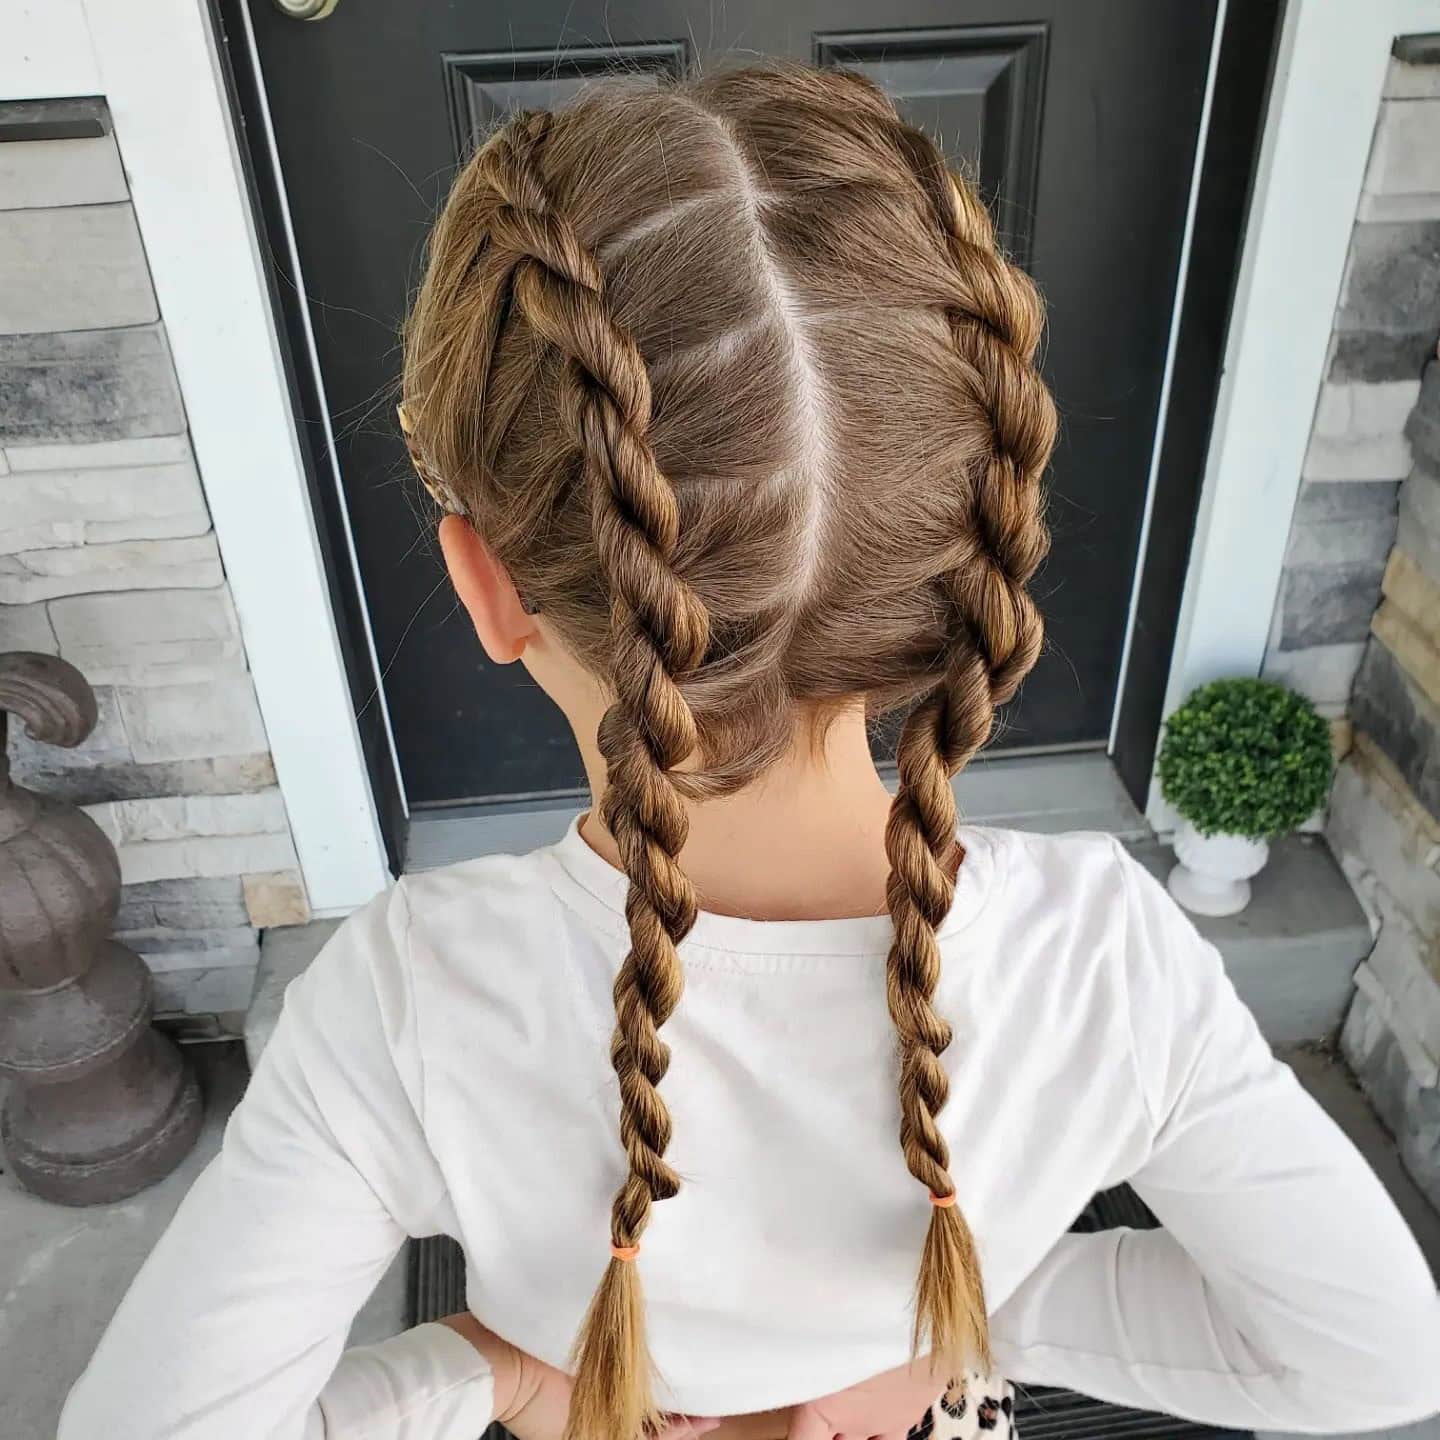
[405,1185,1250,1440]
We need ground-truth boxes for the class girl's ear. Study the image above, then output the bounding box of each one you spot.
[438,515,539,665]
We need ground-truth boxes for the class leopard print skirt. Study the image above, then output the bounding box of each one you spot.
[910,1373,1016,1440]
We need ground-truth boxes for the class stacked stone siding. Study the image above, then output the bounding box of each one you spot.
[0,99,307,1022]
[1262,53,1440,713]
[1264,41,1440,1211]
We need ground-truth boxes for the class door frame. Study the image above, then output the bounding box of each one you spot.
[1110,0,1283,807]
[19,0,1403,904]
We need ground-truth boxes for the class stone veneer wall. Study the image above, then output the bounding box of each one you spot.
[1264,40,1440,1210]
[0,99,308,1024]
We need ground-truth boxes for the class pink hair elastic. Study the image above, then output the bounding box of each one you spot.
[611,1242,641,1262]
[930,1191,958,1209]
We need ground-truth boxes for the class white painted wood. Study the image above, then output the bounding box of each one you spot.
[0,0,101,100]
[1151,0,1440,826]
[230,0,408,824]
[72,0,392,912]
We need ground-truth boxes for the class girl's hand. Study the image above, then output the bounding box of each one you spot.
[787,1361,948,1440]
[437,1313,720,1440]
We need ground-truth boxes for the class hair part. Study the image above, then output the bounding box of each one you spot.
[403,62,1056,1437]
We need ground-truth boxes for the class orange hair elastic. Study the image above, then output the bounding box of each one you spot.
[610,1242,641,1262]
[929,1191,958,1209]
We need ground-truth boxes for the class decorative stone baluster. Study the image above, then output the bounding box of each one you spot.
[0,651,202,1204]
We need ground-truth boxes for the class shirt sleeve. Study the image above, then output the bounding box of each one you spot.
[58,882,496,1440]
[303,1324,495,1440]
[989,838,1440,1434]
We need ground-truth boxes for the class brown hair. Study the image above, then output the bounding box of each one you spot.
[402,64,1056,1440]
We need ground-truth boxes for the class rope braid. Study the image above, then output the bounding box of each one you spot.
[464,115,710,1440]
[881,122,1057,1379]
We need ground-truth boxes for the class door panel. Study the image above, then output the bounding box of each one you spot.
[446,44,688,155]
[243,0,1217,808]
[815,27,1047,265]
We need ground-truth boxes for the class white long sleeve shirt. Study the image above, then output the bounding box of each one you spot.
[59,821,1440,1439]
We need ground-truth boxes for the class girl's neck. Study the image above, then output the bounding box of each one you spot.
[577,709,898,922]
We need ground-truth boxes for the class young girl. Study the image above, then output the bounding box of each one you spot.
[61,65,1440,1440]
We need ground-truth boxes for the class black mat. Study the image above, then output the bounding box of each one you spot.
[406,1185,1248,1440]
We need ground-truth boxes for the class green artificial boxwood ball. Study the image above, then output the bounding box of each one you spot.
[1157,678,1334,841]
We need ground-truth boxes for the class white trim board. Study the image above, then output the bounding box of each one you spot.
[1148,0,1440,825]
[70,0,393,913]
[0,0,101,100]
[233,0,409,825]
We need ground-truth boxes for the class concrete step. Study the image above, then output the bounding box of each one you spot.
[244,917,340,1070]
[1130,833,1373,1047]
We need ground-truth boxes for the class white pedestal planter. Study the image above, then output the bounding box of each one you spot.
[1167,819,1270,917]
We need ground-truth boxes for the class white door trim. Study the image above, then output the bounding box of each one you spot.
[67,0,391,912]
[1109,0,1229,752]
[230,0,410,829]
[1149,0,1440,823]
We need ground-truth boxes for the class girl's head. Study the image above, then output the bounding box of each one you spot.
[402,63,1056,1440]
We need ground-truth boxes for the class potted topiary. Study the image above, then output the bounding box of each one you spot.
[1157,677,1334,917]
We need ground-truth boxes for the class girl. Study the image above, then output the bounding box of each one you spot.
[61,65,1440,1440]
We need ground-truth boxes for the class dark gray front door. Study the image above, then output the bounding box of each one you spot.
[239,0,1218,809]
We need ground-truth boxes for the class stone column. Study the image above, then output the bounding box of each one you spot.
[1256,37,1440,1216]
[1334,354,1440,1214]
[1,95,308,1031]
[0,651,202,1204]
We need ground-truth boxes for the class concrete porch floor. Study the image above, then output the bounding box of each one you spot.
[0,1042,407,1440]
[2,1041,1437,1440]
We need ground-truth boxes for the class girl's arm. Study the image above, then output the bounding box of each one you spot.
[990,841,1440,1434]
[58,886,495,1440]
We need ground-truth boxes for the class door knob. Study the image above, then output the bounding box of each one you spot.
[271,0,339,18]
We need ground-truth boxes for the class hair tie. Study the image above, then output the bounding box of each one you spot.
[929,1191,957,1209]
[610,1242,641,1262]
